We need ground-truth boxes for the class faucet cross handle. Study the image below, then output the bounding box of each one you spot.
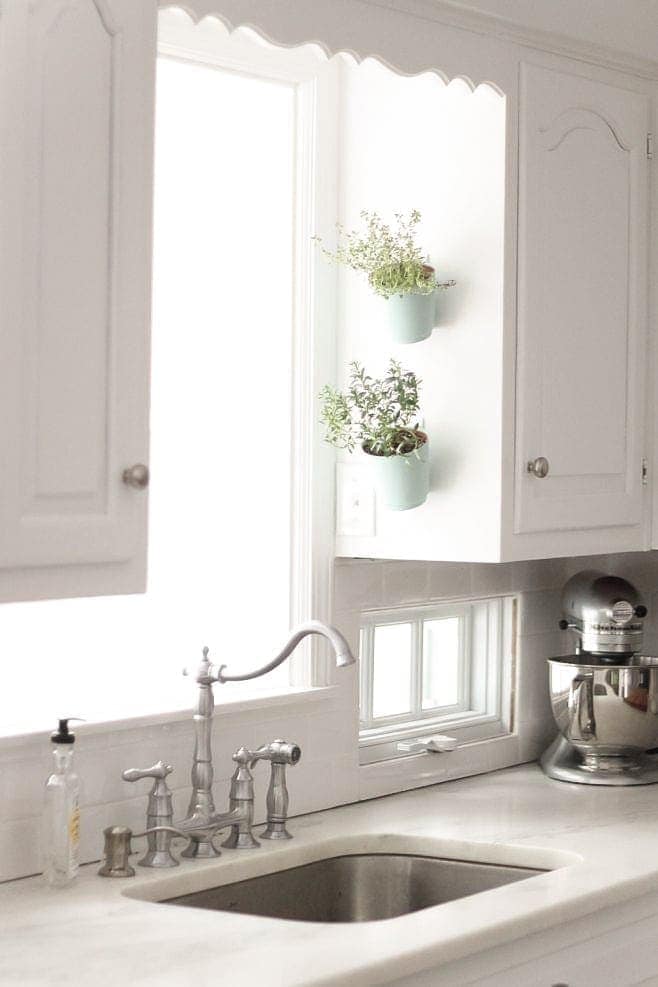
[121,760,176,867]
[122,760,173,783]
[251,739,301,841]
[182,646,223,685]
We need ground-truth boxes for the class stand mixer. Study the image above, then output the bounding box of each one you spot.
[541,570,658,786]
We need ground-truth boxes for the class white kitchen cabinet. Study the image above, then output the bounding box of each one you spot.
[515,63,650,539]
[0,0,656,606]
[0,0,157,601]
[334,53,654,562]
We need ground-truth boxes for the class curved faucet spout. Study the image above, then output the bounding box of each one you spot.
[218,620,356,683]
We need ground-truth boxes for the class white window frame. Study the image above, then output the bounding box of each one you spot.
[157,13,341,690]
[359,596,516,765]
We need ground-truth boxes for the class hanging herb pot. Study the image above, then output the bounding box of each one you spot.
[315,210,455,344]
[371,428,430,510]
[320,360,430,511]
[386,263,436,344]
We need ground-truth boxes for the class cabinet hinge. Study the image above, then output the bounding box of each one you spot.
[647,133,654,159]
[642,458,649,486]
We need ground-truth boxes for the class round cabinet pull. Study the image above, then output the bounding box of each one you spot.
[527,456,549,479]
[122,464,150,489]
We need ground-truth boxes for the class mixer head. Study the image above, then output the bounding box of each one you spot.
[559,570,647,659]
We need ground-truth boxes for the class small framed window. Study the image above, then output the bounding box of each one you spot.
[359,597,515,764]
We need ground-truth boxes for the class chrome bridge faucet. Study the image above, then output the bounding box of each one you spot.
[178,621,355,855]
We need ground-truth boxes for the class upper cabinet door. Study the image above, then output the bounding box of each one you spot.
[0,0,156,584]
[515,62,650,536]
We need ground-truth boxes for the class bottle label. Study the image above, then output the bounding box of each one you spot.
[69,806,80,847]
[68,799,80,876]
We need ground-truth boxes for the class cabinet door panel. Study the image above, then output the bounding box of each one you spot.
[515,62,649,535]
[0,0,155,574]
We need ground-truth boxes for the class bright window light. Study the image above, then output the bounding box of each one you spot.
[422,617,461,709]
[372,622,412,718]
[0,55,300,736]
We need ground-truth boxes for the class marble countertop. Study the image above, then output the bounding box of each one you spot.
[4,764,658,986]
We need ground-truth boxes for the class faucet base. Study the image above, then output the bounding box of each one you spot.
[138,849,180,868]
[260,822,293,841]
[181,837,221,859]
[222,828,260,850]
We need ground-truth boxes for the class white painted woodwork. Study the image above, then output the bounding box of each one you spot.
[166,4,653,562]
[389,887,658,986]
[0,0,156,596]
[515,62,650,536]
[0,0,654,597]
[161,0,658,82]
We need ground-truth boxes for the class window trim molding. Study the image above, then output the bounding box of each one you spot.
[358,595,516,765]
[157,12,340,689]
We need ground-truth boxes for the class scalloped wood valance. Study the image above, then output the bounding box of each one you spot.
[157,0,520,95]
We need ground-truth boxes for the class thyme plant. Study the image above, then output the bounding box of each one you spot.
[315,210,449,299]
[320,360,425,457]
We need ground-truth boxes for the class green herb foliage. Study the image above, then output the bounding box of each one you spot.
[320,360,425,457]
[315,210,447,299]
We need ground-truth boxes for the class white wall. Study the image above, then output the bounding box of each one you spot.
[444,0,658,63]
[333,58,507,561]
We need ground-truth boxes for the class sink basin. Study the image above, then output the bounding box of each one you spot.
[162,853,546,923]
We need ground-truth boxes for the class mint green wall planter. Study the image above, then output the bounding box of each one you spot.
[387,291,435,344]
[370,435,430,511]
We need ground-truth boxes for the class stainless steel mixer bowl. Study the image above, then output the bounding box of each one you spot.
[547,656,658,756]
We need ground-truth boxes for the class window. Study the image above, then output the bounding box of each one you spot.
[151,55,297,683]
[359,597,515,764]
[0,17,338,737]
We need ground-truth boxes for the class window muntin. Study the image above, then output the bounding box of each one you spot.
[359,597,515,764]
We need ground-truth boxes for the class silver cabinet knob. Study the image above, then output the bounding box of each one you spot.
[122,463,149,489]
[527,456,549,478]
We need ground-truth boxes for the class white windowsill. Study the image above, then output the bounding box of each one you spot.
[358,733,523,801]
[0,685,337,756]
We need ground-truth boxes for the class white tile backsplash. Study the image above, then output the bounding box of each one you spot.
[382,561,429,605]
[2,551,658,883]
[426,561,472,598]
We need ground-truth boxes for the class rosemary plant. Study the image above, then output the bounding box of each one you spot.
[320,360,425,457]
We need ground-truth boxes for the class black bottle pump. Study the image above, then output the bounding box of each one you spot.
[50,718,83,744]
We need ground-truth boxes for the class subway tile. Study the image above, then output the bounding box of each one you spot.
[518,728,554,764]
[381,561,429,606]
[333,559,383,611]
[305,708,358,760]
[562,555,611,577]
[508,558,566,592]
[331,753,360,806]
[470,563,512,596]
[426,562,471,599]
[0,817,41,881]
[0,755,49,823]
[518,589,562,636]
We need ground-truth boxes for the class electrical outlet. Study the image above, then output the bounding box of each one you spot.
[336,463,376,537]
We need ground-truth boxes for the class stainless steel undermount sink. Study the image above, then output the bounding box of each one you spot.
[162,852,546,923]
